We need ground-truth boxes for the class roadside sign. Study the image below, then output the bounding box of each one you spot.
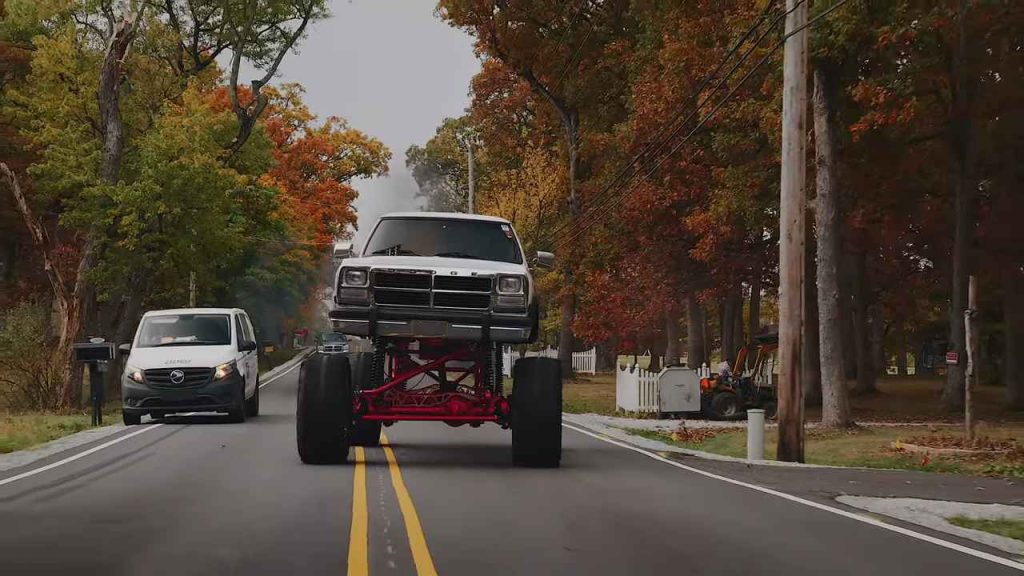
[945,351,959,365]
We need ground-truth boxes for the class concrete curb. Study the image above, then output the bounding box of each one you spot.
[0,347,313,473]
[836,496,1024,557]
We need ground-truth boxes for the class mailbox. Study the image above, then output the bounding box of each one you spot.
[72,342,116,362]
[658,366,701,414]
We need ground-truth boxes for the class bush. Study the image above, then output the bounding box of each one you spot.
[0,301,63,411]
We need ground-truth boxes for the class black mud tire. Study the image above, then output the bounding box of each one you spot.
[710,391,742,420]
[349,352,382,447]
[123,411,142,426]
[297,354,352,464]
[511,357,562,468]
[245,377,260,417]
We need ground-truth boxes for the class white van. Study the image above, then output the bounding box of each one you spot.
[120,308,260,425]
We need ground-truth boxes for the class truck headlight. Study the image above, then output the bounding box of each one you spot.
[342,268,368,287]
[125,366,144,383]
[214,361,236,381]
[497,275,524,294]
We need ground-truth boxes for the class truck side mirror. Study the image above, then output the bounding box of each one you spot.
[333,241,354,260]
[533,251,555,270]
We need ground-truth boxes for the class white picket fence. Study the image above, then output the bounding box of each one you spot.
[501,347,597,377]
[616,362,712,414]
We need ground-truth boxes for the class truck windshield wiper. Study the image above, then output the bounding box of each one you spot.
[370,244,420,256]
[434,252,480,260]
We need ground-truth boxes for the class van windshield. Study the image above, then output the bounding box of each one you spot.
[136,314,232,348]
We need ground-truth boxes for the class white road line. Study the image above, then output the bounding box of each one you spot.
[0,353,309,488]
[562,422,1024,571]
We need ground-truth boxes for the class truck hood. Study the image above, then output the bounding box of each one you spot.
[126,345,236,370]
[342,255,526,276]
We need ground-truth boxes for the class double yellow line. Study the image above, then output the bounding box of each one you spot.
[348,434,438,576]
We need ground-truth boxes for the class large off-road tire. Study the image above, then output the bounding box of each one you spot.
[349,352,382,447]
[511,357,562,468]
[245,377,260,417]
[297,354,352,464]
[709,391,742,420]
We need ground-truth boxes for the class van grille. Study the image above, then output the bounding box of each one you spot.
[144,367,213,388]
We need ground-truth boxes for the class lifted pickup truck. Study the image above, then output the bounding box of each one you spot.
[297,212,563,467]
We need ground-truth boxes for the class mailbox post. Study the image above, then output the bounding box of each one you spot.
[72,339,116,426]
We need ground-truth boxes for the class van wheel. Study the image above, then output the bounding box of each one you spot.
[297,354,352,464]
[227,380,247,423]
[511,358,562,468]
[349,352,382,446]
[123,411,142,426]
[245,378,260,417]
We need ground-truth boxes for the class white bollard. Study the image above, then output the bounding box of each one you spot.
[747,409,766,461]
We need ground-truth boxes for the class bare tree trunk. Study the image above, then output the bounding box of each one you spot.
[557,288,575,376]
[942,0,978,412]
[731,285,744,360]
[721,297,735,364]
[871,310,887,377]
[850,250,877,395]
[686,295,706,368]
[1005,269,1024,410]
[804,209,822,403]
[895,323,909,377]
[665,312,680,366]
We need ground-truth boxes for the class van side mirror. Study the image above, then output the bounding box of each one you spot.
[533,251,555,270]
[239,340,257,352]
[118,343,131,355]
[333,241,354,260]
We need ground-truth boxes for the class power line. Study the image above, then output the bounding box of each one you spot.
[552,0,852,251]
[541,0,785,246]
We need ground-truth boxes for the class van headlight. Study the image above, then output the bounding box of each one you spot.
[125,366,144,383]
[213,361,236,381]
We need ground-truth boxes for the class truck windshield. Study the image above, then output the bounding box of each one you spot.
[136,314,232,348]
[363,218,522,264]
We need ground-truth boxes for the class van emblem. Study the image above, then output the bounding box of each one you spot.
[169,369,185,384]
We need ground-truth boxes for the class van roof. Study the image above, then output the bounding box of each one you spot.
[142,308,244,317]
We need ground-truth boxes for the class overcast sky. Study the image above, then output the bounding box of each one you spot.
[265,0,480,246]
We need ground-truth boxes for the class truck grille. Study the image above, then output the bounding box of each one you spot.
[368,270,494,310]
[144,367,213,388]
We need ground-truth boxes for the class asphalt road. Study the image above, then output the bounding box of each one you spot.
[0,358,1020,576]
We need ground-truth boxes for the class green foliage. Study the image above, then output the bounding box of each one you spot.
[405,116,475,212]
[0,301,62,411]
[948,517,1024,542]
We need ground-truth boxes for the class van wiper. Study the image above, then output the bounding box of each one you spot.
[370,244,420,256]
[435,252,480,260]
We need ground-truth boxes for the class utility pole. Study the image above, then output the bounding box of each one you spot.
[467,141,475,214]
[777,0,807,462]
[964,275,978,441]
[189,271,196,307]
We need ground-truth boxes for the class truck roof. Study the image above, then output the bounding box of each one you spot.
[381,211,510,224]
[142,308,244,316]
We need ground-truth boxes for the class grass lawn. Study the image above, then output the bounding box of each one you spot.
[948,517,1024,542]
[0,408,122,454]
[626,424,1024,477]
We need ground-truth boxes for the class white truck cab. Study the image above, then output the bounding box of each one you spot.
[120,308,260,425]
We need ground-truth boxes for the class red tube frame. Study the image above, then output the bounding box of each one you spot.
[355,340,508,425]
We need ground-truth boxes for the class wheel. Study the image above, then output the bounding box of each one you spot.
[349,352,381,447]
[296,353,353,464]
[245,377,260,417]
[149,411,165,421]
[511,357,562,468]
[761,400,778,420]
[123,411,142,426]
[710,391,742,420]
[227,379,247,423]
